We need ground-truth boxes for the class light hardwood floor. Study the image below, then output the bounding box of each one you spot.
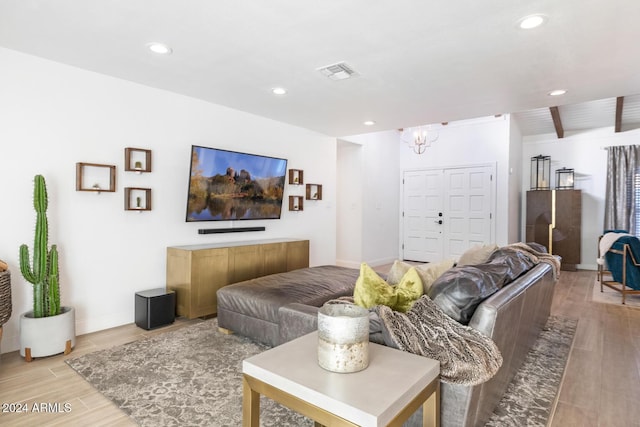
[0,318,202,426]
[549,271,640,427]
[0,270,638,426]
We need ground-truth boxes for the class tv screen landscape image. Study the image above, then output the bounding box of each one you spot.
[186,145,288,221]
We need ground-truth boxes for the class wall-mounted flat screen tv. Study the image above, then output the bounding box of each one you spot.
[186,145,288,222]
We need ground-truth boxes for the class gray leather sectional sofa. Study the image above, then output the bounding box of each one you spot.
[217,256,557,427]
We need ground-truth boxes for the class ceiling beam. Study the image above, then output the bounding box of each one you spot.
[615,96,624,132]
[549,106,564,139]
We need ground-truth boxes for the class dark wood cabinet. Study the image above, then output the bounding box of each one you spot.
[526,190,581,271]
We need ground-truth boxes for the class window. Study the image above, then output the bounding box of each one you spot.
[634,169,640,236]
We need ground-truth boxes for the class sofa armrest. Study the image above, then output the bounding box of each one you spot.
[278,303,319,345]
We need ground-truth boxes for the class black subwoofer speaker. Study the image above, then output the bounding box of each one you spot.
[135,288,176,330]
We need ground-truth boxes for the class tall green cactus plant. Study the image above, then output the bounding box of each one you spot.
[19,175,61,318]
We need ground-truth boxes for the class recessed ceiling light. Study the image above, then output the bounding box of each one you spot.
[272,87,287,95]
[518,14,547,30]
[548,89,567,96]
[147,42,172,55]
[363,120,376,126]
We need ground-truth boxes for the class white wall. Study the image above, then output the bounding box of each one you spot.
[361,131,401,265]
[336,140,364,266]
[0,47,338,353]
[399,116,513,247]
[337,131,400,268]
[337,130,401,268]
[521,127,640,270]
[508,115,524,243]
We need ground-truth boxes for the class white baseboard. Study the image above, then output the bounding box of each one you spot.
[1,328,19,354]
[366,257,398,268]
[335,257,397,269]
[1,311,142,355]
[335,259,360,269]
[75,311,132,336]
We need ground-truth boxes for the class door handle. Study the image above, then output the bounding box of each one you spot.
[434,220,443,225]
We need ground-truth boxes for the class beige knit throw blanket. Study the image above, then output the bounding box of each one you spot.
[504,242,561,279]
[375,295,503,386]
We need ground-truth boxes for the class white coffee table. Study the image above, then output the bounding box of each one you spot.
[242,332,440,427]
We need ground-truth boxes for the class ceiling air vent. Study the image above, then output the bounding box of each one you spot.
[317,62,358,81]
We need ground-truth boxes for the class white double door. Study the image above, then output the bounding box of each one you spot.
[402,165,495,262]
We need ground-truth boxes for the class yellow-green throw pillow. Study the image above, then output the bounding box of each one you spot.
[354,263,397,309]
[393,267,424,312]
[353,263,423,312]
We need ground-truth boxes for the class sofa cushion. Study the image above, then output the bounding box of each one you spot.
[416,259,455,293]
[428,247,536,324]
[353,263,423,312]
[386,260,413,285]
[387,259,455,294]
[457,243,498,266]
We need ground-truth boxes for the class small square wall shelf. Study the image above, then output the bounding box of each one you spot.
[305,184,322,200]
[125,187,152,211]
[289,196,304,211]
[76,162,116,193]
[125,147,152,173]
[288,169,304,185]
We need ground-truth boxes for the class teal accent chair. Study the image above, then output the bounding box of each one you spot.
[602,234,640,304]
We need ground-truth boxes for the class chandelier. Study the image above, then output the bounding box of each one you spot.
[400,125,439,154]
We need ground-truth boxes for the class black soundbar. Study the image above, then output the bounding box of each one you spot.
[198,227,266,234]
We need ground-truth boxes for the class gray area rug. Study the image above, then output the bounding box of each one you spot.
[66,316,575,427]
[486,316,577,427]
[67,321,311,426]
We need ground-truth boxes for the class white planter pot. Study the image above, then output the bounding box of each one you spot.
[20,306,76,361]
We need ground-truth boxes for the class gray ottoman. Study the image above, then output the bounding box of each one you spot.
[216,265,359,346]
